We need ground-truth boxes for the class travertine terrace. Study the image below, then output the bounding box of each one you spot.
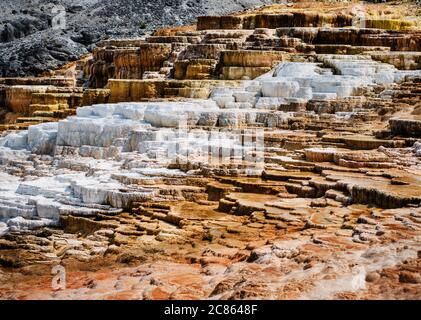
[0,1,420,300]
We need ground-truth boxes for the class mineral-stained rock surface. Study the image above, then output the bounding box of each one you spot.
[0,0,280,77]
[0,1,420,300]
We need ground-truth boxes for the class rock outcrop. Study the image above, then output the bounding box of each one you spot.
[0,78,83,131]
[0,1,420,301]
[0,0,277,77]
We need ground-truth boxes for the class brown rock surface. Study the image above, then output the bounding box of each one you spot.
[0,1,420,301]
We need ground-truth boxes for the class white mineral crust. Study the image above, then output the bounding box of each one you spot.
[0,59,418,234]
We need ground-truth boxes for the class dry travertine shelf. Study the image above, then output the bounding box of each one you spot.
[0,2,420,300]
[0,8,420,124]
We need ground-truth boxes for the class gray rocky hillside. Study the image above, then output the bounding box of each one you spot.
[0,0,275,77]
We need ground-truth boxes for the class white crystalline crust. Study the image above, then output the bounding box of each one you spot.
[414,142,421,157]
[0,222,8,237]
[0,58,419,233]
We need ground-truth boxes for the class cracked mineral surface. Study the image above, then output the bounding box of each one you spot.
[0,1,420,300]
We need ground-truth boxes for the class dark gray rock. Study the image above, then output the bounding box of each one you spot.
[0,0,274,77]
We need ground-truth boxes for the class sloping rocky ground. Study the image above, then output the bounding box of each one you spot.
[0,0,275,77]
[0,1,420,300]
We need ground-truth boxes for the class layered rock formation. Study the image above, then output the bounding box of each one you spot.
[0,0,278,77]
[0,1,420,300]
[85,6,421,91]
[0,77,82,131]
